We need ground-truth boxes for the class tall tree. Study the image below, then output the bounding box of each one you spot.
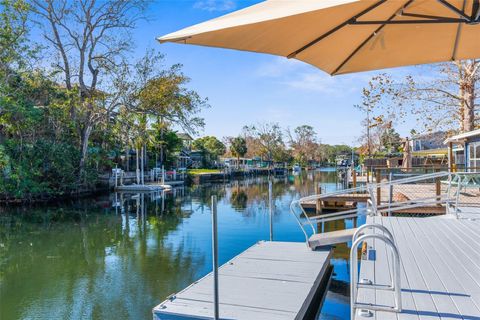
[135,53,208,166]
[243,122,285,163]
[401,60,479,132]
[31,0,147,180]
[361,61,479,135]
[354,74,396,157]
[288,125,318,165]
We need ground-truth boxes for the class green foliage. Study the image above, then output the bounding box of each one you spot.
[380,127,402,153]
[151,129,183,168]
[192,136,226,168]
[0,139,81,199]
[317,144,353,164]
[0,0,32,69]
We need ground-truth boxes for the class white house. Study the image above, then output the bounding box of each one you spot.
[444,129,480,170]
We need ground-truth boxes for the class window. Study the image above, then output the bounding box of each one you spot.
[468,142,480,171]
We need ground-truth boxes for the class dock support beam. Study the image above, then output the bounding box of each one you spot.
[211,195,219,320]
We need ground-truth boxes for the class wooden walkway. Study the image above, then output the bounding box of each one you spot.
[153,241,332,320]
[355,215,480,320]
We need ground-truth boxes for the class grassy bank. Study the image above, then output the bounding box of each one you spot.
[187,169,222,175]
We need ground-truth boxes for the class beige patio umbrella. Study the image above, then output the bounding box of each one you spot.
[402,138,412,171]
[158,0,480,75]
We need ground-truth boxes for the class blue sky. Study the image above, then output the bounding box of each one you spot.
[133,0,422,145]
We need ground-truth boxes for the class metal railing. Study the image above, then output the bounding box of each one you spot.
[289,171,479,245]
[289,184,371,244]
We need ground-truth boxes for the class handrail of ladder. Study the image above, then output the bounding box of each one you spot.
[350,233,402,319]
[353,223,394,243]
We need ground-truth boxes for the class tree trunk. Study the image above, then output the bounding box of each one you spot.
[160,117,165,166]
[79,124,93,183]
[125,146,129,172]
[458,60,477,133]
[461,73,476,132]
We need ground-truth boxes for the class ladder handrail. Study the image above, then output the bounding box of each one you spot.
[350,232,402,319]
[353,223,394,243]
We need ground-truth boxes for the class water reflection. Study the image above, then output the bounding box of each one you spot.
[0,170,356,320]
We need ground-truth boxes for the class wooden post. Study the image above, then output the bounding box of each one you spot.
[316,184,322,215]
[376,168,381,206]
[448,142,455,172]
[435,169,441,206]
[352,169,357,188]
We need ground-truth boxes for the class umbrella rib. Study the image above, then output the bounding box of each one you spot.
[437,0,471,21]
[286,0,386,59]
[332,0,414,75]
[451,0,466,61]
[473,0,480,21]
[351,18,465,24]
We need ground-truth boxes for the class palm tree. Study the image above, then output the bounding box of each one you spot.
[230,137,247,169]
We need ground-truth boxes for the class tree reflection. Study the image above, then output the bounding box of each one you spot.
[0,197,203,320]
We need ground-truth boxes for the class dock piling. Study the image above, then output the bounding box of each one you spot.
[316,184,323,215]
[211,195,219,320]
[268,180,273,241]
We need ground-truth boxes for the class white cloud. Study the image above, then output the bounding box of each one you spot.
[256,57,369,96]
[193,0,236,12]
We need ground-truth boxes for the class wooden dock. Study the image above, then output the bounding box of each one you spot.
[153,241,332,320]
[355,215,480,319]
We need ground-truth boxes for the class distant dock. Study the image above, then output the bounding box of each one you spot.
[153,241,332,320]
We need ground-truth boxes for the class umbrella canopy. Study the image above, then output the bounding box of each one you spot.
[402,138,412,170]
[158,0,480,75]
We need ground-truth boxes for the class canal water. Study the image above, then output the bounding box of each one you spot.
[0,170,364,320]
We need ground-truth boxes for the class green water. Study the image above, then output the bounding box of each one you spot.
[0,170,361,320]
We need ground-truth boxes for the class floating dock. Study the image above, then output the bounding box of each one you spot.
[115,184,165,192]
[354,215,480,319]
[153,241,332,320]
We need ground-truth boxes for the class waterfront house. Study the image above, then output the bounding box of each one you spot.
[444,129,480,170]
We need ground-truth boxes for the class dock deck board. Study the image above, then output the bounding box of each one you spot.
[354,215,480,320]
[153,241,332,320]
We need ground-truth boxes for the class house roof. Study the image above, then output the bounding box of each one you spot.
[444,129,480,144]
[177,133,193,141]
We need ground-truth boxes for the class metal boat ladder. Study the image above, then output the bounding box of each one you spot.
[350,223,402,319]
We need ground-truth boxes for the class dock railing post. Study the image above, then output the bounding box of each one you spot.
[269,180,273,241]
[211,195,219,320]
[435,169,441,206]
[376,169,381,206]
[388,172,393,216]
[114,164,118,188]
